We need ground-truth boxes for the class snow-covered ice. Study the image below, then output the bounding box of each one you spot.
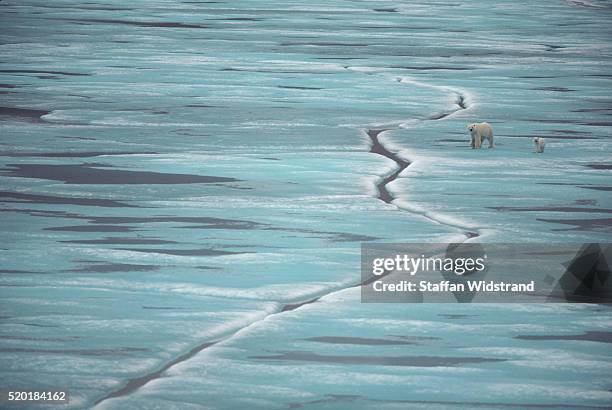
[0,1,611,408]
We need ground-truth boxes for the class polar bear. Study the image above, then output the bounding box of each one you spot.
[533,137,545,153]
[467,122,494,149]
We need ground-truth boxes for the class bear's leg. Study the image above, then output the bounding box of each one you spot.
[471,135,476,149]
[475,135,482,149]
[488,135,494,148]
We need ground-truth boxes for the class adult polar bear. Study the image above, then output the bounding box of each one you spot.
[467,122,494,149]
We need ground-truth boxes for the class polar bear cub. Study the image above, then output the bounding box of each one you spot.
[533,137,545,153]
[467,122,494,149]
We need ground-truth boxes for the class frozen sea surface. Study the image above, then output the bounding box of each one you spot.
[0,1,611,409]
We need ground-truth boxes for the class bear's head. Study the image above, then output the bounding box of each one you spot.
[467,123,476,132]
[533,137,539,144]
